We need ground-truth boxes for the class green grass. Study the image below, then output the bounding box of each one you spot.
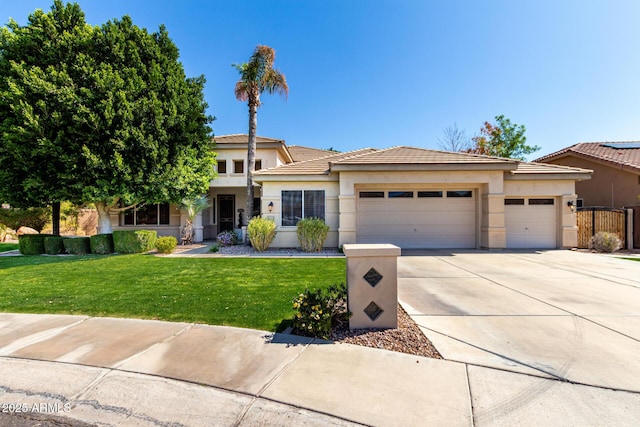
[0,255,345,331]
[0,243,19,252]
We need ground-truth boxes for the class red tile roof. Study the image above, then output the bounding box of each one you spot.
[535,142,640,173]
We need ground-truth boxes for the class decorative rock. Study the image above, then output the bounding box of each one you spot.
[17,226,38,235]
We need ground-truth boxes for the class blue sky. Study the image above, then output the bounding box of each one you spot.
[2,1,640,159]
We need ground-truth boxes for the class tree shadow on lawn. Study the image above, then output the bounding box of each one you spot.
[0,253,121,271]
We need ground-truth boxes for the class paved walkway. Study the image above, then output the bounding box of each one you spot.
[1,249,639,426]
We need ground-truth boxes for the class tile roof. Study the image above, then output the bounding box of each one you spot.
[253,148,379,176]
[511,162,592,175]
[331,146,518,165]
[535,142,640,173]
[288,145,335,162]
[214,134,284,144]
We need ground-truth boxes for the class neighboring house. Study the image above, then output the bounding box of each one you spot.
[110,134,592,249]
[535,142,640,208]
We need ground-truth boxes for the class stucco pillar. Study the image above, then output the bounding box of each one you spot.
[561,194,578,248]
[338,194,357,247]
[194,211,204,243]
[481,192,507,249]
[343,244,401,329]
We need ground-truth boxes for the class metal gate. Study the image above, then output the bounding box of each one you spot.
[576,207,626,248]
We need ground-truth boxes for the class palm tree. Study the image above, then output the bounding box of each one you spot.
[233,45,288,237]
[179,195,209,244]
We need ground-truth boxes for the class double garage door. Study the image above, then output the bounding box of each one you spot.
[356,189,476,248]
[356,190,558,249]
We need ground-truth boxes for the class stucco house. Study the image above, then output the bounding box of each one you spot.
[110,134,592,249]
[535,141,640,209]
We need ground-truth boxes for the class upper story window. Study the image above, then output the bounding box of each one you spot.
[123,203,170,226]
[233,160,244,174]
[255,159,262,170]
[217,160,227,174]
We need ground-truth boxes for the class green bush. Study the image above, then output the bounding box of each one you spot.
[155,236,178,254]
[590,231,622,253]
[18,234,54,255]
[296,218,329,252]
[90,234,114,254]
[292,284,350,339]
[209,244,219,253]
[247,217,277,252]
[113,230,158,253]
[0,207,50,232]
[63,237,91,255]
[44,236,65,255]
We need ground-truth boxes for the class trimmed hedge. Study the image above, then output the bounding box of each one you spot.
[44,236,65,255]
[155,236,177,254]
[90,233,114,254]
[18,234,54,255]
[63,237,91,255]
[113,230,157,254]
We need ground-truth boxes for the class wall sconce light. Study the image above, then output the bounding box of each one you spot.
[567,200,576,213]
[268,201,274,213]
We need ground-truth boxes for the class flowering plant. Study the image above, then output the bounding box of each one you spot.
[292,284,350,339]
[216,230,238,247]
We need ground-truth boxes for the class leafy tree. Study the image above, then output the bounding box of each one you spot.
[468,115,539,160]
[0,1,215,234]
[0,1,91,234]
[437,123,471,152]
[233,45,288,230]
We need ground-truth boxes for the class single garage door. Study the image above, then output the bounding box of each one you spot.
[505,198,557,248]
[356,190,476,248]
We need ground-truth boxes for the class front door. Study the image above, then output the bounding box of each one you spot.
[218,195,235,232]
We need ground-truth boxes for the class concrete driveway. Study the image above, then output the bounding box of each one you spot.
[398,249,640,425]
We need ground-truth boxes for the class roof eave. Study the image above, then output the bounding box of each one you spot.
[506,172,593,181]
[329,163,518,172]
[253,174,337,183]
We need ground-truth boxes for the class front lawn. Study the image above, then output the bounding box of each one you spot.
[0,243,19,252]
[0,255,346,331]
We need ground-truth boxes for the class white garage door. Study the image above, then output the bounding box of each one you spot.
[356,190,476,248]
[505,198,557,249]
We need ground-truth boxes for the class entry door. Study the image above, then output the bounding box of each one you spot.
[218,195,235,232]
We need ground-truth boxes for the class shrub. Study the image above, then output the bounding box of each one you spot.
[209,244,219,253]
[63,237,91,255]
[590,231,622,253]
[0,207,50,232]
[155,236,178,254]
[216,230,238,247]
[90,234,114,254]
[297,218,329,252]
[113,230,158,253]
[18,234,54,255]
[292,284,350,339]
[247,217,277,252]
[44,236,65,255]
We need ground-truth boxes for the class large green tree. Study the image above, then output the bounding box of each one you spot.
[233,45,288,227]
[469,115,539,160]
[0,1,215,234]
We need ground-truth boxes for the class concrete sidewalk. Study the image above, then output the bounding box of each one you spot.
[0,314,471,426]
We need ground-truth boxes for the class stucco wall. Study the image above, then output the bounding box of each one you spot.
[260,180,340,248]
[543,156,639,208]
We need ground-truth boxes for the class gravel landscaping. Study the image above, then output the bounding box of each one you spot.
[331,304,442,359]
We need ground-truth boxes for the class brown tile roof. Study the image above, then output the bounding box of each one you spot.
[511,162,592,175]
[254,148,379,176]
[331,146,518,165]
[288,145,335,162]
[535,142,640,173]
[214,134,284,144]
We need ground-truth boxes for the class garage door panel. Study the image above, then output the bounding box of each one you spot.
[356,189,476,248]
[506,200,556,249]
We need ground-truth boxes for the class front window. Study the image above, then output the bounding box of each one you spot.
[217,160,227,174]
[282,190,325,226]
[123,203,170,225]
